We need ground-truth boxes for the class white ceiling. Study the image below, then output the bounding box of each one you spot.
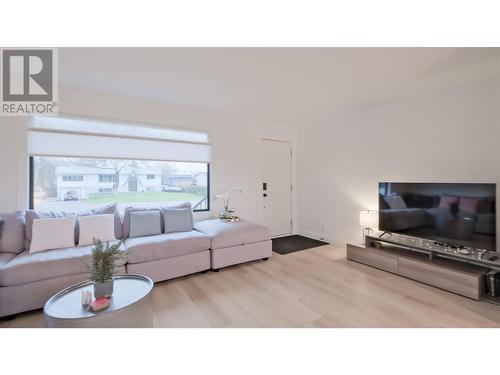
[59,48,500,124]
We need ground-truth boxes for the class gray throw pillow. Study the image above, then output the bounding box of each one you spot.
[163,208,193,234]
[129,210,162,238]
[0,211,26,254]
[160,202,194,228]
[123,207,162,238]
[384,195,407,210]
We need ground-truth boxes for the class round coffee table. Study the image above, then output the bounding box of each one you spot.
[44,274,154,328]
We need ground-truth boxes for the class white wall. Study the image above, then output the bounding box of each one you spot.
[0,87,299,229]
[0,117,28,210]
[298,79,500,245]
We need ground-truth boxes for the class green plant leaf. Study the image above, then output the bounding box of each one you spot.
[88,238,126,283]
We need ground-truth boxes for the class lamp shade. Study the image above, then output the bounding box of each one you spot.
[359,210,378,228]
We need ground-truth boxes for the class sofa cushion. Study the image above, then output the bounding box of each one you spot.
[163,208,193,233]
[123,207,162,238]
[402,193,439,209]
[77,204,123,240]
[384,195,407,210]
[0,211,26,254]
[25,210,75,250]
[0,252,16,270]
[123,202,193,238]
[0,240,126,287]
[30,216,77,253]
[477,213,495,223]
[459,197,481,214]
[194,219,271,249]
[125,231,210,264]
[476,213,496,235]
[439,195,458,209]
[477,197,495,214]
[162,202,193,229]
[129,210,162,238]
[78,214,116,246]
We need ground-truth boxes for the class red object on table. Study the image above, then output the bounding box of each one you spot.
[89,297,111,312]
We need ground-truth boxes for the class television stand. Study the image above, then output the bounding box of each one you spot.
[347,233,500,304]
[373,233,497,269]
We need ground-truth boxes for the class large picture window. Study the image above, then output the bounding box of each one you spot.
[30,156,209,212]
[28,115,212,213]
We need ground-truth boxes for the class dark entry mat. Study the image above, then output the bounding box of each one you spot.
[272,235,329,255]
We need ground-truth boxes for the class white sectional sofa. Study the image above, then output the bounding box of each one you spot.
[0,204,271,318]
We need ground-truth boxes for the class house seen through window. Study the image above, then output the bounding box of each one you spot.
[62,175,83,182]
[32,156,209,212]
[98,174,116,183]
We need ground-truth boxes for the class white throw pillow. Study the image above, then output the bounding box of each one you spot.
[78,214,116,246]
[29,216,76,253]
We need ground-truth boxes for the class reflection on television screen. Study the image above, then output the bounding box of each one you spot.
[379,182,496,251]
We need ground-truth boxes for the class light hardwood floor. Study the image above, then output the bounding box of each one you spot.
[2,244,500,328]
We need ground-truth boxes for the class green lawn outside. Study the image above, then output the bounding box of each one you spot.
[86,191,203,204]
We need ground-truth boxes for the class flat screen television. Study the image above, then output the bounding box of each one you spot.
[378,182,496,251]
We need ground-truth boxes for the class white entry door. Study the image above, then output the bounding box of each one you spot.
[262,139,292,237]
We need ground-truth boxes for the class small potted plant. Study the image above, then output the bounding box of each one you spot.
[88,239,126,298]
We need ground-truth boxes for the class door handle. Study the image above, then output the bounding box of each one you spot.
[263,193,267,197]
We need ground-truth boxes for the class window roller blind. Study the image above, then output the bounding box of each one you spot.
[28,116,212,163]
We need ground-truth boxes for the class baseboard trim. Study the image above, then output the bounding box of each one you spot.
[271,233,294,239]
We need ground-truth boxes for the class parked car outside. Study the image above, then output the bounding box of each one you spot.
[162,185,182,192]
[64,190,80,201]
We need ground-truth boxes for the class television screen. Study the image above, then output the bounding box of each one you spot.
[379,182,496,251]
